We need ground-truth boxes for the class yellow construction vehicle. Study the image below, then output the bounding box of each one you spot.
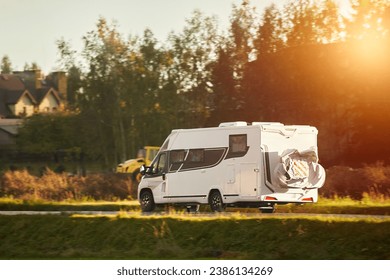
[116,146,160,182]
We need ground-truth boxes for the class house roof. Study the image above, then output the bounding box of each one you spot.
[0,88,37,118]
[28,87,61,104]
[0,89,37,105]
[0,118,23,135]
[0,74,36,104]
[0,99,10,117]
[0,71,65,117]
[0,74,25,91]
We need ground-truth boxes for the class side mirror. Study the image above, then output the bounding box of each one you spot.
[140,164,146,175]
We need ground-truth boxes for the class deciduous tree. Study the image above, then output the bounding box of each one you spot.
[1,55,12,74]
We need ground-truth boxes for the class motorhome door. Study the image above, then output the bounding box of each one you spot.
[240,163,258,196]
[146,152,168,196]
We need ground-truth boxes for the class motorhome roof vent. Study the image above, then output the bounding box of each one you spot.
[252,122,283,126]
[219,121,247,127]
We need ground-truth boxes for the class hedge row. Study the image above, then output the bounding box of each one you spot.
[0,163,389,201]
[0,169,136,201]
[323,163,390,199]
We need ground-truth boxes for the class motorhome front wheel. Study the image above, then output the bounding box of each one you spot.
[140,190,155,212]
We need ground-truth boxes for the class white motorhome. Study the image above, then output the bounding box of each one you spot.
[138,121,326,213]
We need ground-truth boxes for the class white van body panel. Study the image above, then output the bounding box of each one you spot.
[138,122,325,208]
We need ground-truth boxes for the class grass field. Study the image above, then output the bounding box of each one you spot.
[1,196,390,215]
[0,198,140,212]
[0,213,389,260]
[1,197,389,260]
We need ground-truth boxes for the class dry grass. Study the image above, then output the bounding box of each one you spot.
[322,162,390,199]
[0,168,136,201]
[1,163,390,202]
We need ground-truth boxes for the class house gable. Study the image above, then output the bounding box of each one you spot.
[1,71,66,117]
[12,90,36,116]
[38,88,62,112]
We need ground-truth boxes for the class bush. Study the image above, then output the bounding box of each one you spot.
[69,173,134,200]
[322,163,390,199]
[1,164,389,201]
[0,169,136,201]
[0,169,38,200]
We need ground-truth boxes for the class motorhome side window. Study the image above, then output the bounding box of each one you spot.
[170,150,186,163]
[187,149,204,162]
[229,134,247,153]
[156,153,167,174]
[169,150,186,172]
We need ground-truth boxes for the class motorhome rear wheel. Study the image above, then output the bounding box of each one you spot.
[209,191,224,212]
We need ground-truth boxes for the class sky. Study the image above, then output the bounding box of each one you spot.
[0,0,287,74]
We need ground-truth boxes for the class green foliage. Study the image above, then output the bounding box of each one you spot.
[23,62,40,71]
[284,0,343,46]
[1,196,389,215]
[0,198,139,211]
[16,112,81,156]
[166,10,219,127]
[254,4,285,57]
[13,0,384,170]
[56,39,83,107]
[1,55,12,74]
[228,0,258,77]
[0,215,388,259]
[207,47,238,124]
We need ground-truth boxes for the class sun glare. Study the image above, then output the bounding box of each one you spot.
[336,0,356,19]
[352,33,388,71]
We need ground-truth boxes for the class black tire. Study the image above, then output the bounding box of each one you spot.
[260,204,275,213]
[209,191,224,212]
[260,208,275,213]
[186,205,200,213]
[140,189,155,212]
